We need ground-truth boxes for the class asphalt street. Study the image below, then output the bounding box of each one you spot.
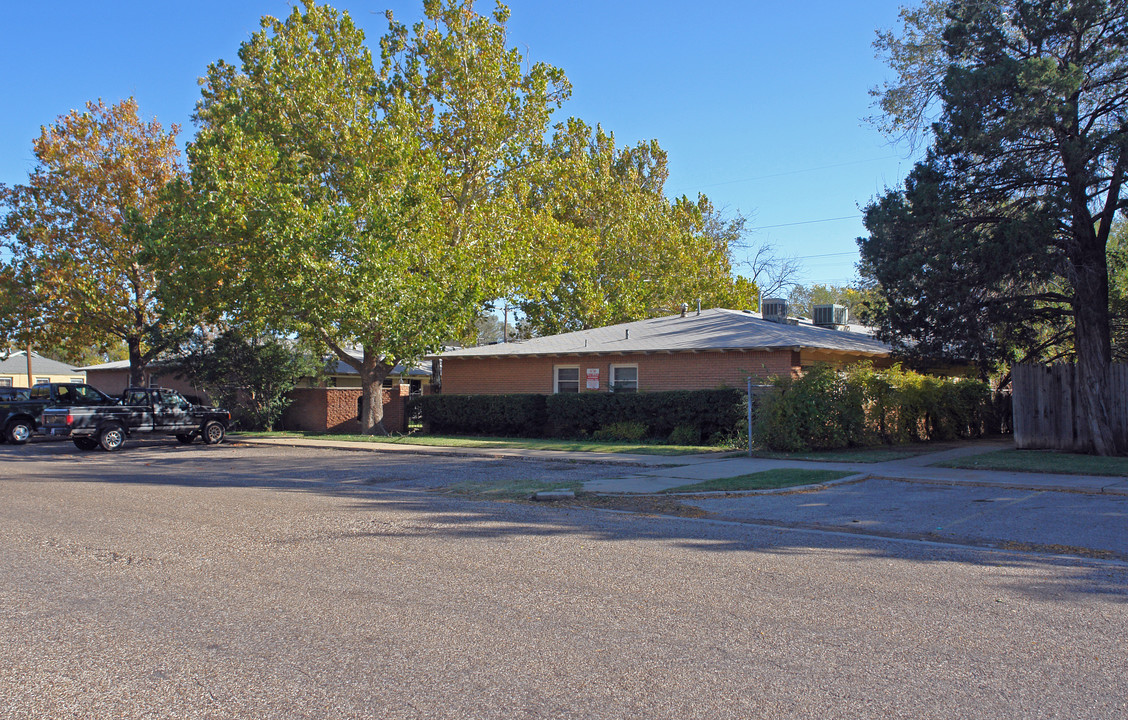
[2,440,1126,719]
[687,478,1128,560]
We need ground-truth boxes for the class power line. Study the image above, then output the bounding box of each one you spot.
[748,214,862,231]
[695,155,902,189]
[792,250,858,260]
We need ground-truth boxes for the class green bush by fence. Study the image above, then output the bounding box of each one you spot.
[754,364,993,451]
[412,388,745,444]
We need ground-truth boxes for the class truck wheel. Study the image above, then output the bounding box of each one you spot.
[202,421,226,445]
[175,434,195,445]
[6,418,33,445]
[98,423,126,452]
[73,437,99,451]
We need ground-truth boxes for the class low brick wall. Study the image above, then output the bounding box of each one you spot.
[283,385,418,434]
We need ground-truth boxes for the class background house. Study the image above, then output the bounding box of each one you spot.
[79,359,206,400]
[430,307,894,396]
[0,351,85,389]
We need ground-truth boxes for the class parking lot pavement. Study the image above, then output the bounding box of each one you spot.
[2,440,1126,719]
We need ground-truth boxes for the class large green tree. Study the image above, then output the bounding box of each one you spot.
[174,0,569,433]
[1,98,190,385]
[861,0,1128,454]
[514,119,758,334]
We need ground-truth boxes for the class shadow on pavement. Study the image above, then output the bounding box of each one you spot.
[5,440,1127,605]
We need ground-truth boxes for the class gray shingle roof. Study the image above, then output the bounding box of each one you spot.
[432,308,891,359]
[78,359,131,371]
[328,350,432,377]
[0,351,84,376]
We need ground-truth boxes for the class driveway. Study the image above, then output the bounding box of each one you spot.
[2,440,1126,719]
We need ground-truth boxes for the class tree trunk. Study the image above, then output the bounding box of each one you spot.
[320,336,392,436]
[359,377,388,436]
[1063,129,1121,455]
[128,337,144,388]
[358,347,390,436]
[1071,243,1120,455]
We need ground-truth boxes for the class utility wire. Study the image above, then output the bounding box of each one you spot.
[792,250,858,260]
[694,155,902,188]
[748,214,861,231]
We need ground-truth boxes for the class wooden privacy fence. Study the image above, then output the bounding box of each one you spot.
[1012,363,1128,452]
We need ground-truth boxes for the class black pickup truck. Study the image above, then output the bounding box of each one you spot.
[0,382,119,444]
[41,387,230,451]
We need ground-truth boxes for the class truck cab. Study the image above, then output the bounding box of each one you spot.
[120,388,208,434]
[0,382,117,444]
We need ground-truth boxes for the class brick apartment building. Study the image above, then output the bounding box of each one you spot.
[431,307,893,395]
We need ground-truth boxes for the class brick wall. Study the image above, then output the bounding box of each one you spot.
[440,350,798,395]
[283,384,420,433]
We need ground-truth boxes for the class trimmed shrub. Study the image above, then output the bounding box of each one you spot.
[412,393,547,437]
[545,389,745,441]
[668,424,702,445]
[754,363,993,451]
[413,388,746,444]
[591,421,649,442]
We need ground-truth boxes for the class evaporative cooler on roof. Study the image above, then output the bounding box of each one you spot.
[813,304,848,328]
[761,298,789,323]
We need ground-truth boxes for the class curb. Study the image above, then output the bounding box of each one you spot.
[586,473,871,498]
[584,471,1128,498]
[231,436,686,469]
[866,474,1128,496]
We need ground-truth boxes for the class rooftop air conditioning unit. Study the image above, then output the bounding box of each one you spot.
[761,298,789,323]
[813,304,848,328]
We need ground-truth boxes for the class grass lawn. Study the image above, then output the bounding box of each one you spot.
[660,469,853,493]
[936,449,1128,477]
[236,430,723,456]
[444,478,584,500]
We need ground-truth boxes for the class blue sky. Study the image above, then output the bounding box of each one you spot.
[0,0,922,289]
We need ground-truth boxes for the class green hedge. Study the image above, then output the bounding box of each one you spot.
[411,388,745,444]
[754,363,993,452]
[411,393,547,437]
[544,389,744,442]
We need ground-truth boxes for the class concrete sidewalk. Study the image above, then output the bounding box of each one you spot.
[235,435,1128,496]
[582,439,1128,495]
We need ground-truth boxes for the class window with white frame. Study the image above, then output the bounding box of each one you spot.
[0,377,12,387]
[554,366,580,393]
[35,377,49,385]
[609,364,638,392]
